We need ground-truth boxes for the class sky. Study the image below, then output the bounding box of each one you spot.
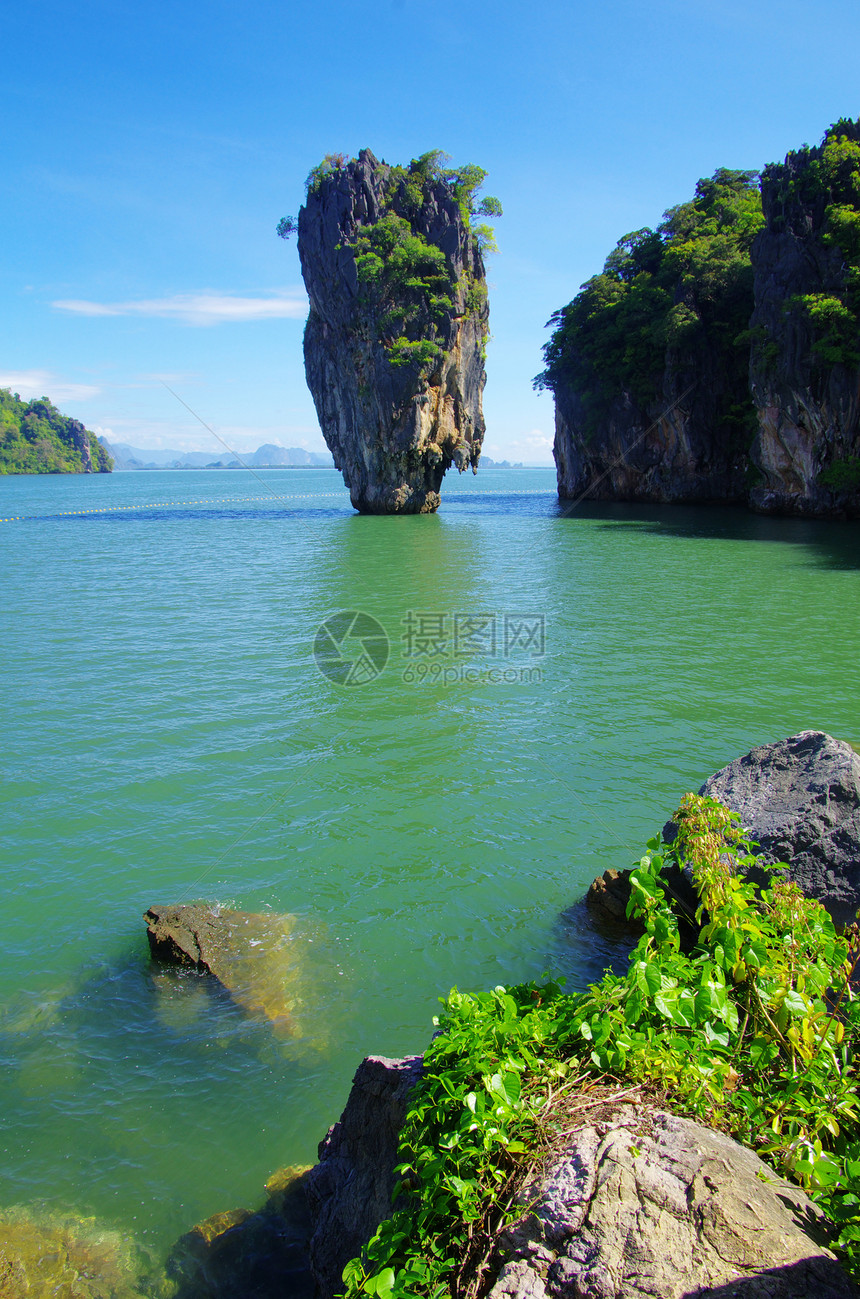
[2,0,859,467]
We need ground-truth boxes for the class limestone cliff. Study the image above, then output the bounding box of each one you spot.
[749,123,860,517]
[543,126,860,519]
[298,150,490,514]
[553,334,751,505]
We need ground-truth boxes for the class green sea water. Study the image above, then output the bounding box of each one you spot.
[1,466,859,1258]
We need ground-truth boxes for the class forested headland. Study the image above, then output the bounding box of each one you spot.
[537,119,860,517]
[0,388,113,475]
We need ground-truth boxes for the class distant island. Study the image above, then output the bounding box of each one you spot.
[0,388,112,474]
[98,438,333,470]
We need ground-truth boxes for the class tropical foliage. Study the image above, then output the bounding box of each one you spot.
[535,168,763,440]
[342,795,860,1299]
[0,389,112,474]
[278,150,501,373]
[770,120,860,371]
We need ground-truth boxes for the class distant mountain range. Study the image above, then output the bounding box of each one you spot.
[99,438,333,469]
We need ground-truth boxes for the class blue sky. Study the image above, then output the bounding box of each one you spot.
[2,0,859,466]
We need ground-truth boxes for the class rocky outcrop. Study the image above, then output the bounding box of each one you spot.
[587,732,860,930]
[749,126,860,518]
[305,1054,422,1298]
[298,150,489,513]
[699,730,860,927]
[302,1063,857,1299]
[490,1103,856,1298]
[144,903,302,1031]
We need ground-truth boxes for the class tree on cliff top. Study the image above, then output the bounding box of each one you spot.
[277,149,502,251]
[535,168,763,433]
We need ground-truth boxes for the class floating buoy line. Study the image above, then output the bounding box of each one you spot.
[0,486,552,524]
[0,491,351,523]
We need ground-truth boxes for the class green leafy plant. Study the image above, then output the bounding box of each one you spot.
[342,795,860,1297]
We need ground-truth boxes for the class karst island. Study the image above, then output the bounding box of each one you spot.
[280,149,501,514]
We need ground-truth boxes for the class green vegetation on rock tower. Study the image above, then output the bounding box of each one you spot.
[343,795,860,1298]
[535,168,763,440]
[279,149,501,373]
[0,388,112,474]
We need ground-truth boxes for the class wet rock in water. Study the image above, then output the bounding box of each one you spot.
[306,1054,423,1298]
[144,904,301,1031]
[489,1103,857,1299]
[297,149,490,513]
[166,1166,313,1299]
[0,1207,151,1298]
[696,730,860,927]
[585,868,635,925]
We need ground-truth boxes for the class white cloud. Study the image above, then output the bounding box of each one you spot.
[0,369,101,402]
[52,291,308,326]
[483,428,555,465]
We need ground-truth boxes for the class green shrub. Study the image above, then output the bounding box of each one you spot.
[819,457,860,491]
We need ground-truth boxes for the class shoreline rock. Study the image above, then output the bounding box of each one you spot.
[490,1102,856,1299]
[305,1054,423,1299]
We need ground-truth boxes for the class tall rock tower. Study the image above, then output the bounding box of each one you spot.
[298,150,491,514]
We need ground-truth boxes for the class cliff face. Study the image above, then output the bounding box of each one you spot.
[298,150,489,514]
[749,128,860,518]
[554,335,751,505]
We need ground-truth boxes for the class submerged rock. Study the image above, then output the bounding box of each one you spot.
[490,1102,856,1298]
[166,1166,313,1299]
[297,149,490,513]
[144,904,302,1031]
[0,1207,150,1298]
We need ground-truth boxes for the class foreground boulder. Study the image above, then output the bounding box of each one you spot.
[303,1059,857,1299]
[586,732,860,929]
[297,149,490,513]
[701,730,860,926]
[305,1054,422,1298]
[490,1101,856,1299]
[144,903,301,1031]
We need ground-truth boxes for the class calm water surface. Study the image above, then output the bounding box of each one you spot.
[1,466,859,1257]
